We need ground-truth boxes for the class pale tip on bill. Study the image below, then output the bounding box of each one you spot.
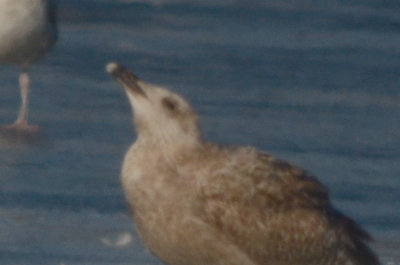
[105,61,120,75]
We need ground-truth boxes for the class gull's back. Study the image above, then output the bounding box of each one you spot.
[124,143,380,265]
[193,146,380,265]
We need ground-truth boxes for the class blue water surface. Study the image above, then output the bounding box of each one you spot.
[0,0,399,264]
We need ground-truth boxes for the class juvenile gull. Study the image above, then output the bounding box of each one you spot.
[106,62,380,265]
[0,0,57,131]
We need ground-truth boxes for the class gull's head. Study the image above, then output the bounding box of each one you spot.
[107,62,201,148]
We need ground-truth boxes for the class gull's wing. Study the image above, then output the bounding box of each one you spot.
[197,150,379,265]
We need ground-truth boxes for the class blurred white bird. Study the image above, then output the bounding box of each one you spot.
[0,0,57,132]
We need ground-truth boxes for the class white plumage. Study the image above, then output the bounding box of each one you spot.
[0,0,57,131]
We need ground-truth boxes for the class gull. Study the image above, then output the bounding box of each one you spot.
[0,0,57,131]
[106,62,380,265]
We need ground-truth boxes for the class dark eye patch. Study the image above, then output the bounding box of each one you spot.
[162,97,178,111]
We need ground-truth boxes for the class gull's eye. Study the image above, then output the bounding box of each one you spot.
[162,97,178,111]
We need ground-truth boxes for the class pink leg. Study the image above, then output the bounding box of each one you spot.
[16,72,30,125]
[4,72,39,132]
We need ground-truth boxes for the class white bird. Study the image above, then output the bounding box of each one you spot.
[0,0,57,132]
[107,62,380,265]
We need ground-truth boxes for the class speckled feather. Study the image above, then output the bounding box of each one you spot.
[107,62,380,265]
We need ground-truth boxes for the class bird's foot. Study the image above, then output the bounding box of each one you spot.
[2,120,40,133]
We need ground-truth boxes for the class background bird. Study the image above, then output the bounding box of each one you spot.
[107,62,380,265]
[0,0,57,132]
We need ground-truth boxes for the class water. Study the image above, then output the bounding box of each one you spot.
[0,0,399,264]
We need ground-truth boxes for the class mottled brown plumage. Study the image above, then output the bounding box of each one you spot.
[107,62,380,265]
